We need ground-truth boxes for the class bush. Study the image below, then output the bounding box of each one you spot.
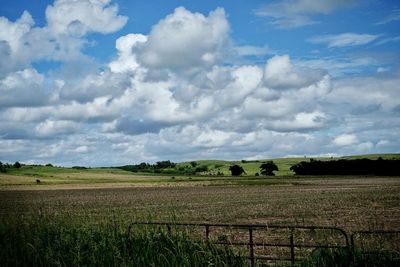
[229,165,245,176]
[0,162,6,173]
[195,165,208,173]
[13,161,21,169]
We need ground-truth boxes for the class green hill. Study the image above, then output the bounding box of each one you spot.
[2,153,399,178]
[178,153,400,176]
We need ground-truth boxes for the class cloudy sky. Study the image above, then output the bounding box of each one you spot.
[0,0,399,166]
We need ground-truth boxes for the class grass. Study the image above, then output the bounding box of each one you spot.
[2,153,399,180]
[0,215,245,267]
[297,247,400,267]
[1,214,398,266]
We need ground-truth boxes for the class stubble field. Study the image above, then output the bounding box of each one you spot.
[1,174,399,232]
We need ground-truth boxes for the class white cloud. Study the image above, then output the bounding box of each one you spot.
[35,120,80,137]
[296,56,382,77]
[109,34,147,73]
[375,35,400,46]
[333,133,359,146]
[45,0,127,36]
[255,0,357,29]
[1,4,399,166]
[375,8,400,25]
[328,75,400,112]
[308,33,379,48]
[264,55,325,88]
[0,68,47,107]
[0,0,128,77]
[0,11,34,55]
[268,111,328,131]
[137,7,230,69]
[74,145,90,153]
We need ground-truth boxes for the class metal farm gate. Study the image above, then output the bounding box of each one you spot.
[132,222,399,266]
[132,222,354,266]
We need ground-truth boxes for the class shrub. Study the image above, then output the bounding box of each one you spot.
[13,161,21,169]
[229,165,245,176]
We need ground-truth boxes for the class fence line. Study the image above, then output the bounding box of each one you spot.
[132,222,357,266]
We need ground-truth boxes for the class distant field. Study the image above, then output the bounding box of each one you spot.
[2,154,399,182]
[1,153,399,232]
[1,176,399,232]
[1,156,399,266]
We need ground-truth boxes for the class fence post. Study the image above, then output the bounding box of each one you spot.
[249,227,255,267]
[290,228,295,265]
[205,225,210,240]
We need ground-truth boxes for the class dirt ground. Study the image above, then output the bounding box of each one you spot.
[1,176,399,232]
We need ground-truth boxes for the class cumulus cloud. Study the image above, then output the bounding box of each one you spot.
[109,34,147,73]
[0,0,128,76]
[327,75,400,112]
[333,133,359,146]
[255,0,357,28]
[35,120,80,137]
[1,3,399,166]
[45,0,127,36]
[264,55,325,88]
[0,68,47,107]
[308,33,379,48]
[137,7,230,70]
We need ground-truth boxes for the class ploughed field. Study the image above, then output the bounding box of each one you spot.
[1,174,399,231]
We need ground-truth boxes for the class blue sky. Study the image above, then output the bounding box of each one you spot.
[0,0,399,166]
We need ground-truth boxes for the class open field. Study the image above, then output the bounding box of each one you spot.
[1,162,400,266]
[1,174,399,232]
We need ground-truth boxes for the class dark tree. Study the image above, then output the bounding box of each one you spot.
[289,158,400,176]
[229,165,245,176]
[195,165,208,173]
[0,161,6,173]
[156,160,176,169]
[260,161,278,176]
[13,161,21,169]
[190,161,198,167]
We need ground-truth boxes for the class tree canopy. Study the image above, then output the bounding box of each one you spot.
[229,165,245,176]
[260,161,278,176]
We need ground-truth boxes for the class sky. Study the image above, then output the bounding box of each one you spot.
[0,0,399,166]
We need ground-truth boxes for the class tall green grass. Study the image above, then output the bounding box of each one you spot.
[296,247,400,267]
[0,216,245,267]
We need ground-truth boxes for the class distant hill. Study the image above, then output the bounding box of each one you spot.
[2,153,399,177]
[178,153,400,176]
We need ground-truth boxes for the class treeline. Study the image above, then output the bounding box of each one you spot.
[290,158,400,176]
[0,161,21,173]
[117,161,177,174]
[117,161,212,175]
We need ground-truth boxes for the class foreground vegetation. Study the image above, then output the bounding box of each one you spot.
[1,215,399,267]
[0,216,244,267]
